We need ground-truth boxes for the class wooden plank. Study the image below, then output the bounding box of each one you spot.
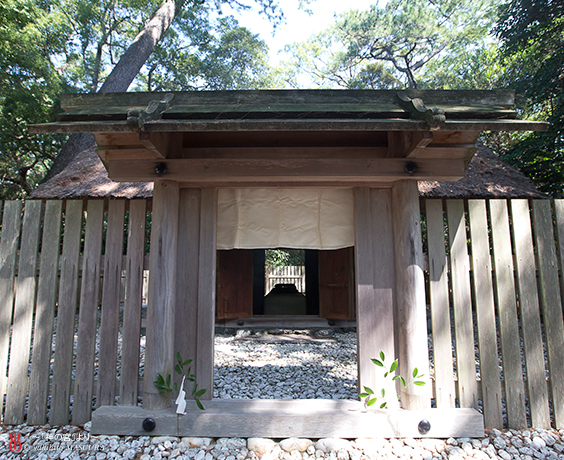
[510,200,551,428]
[318,248,354,321]
[91,403,484,439]
[143,181,179,410]
[107,157,466,183]
[30,118,547,135]
[216,250,253,320]
[182,147,389,159]
[120,200,147,406]
[425,200,455,409]
[175,189,201,391]
[531,200,564,429]
[354,188,397,408]
[387,131,433,158]
[488,200,527,428]
[72,200,105,425]
[51,200,84,425]
[196,188,217,400]
[467,200,503,428]
[0,201,22,419]
[59,89,516,109]
[4,201,42,424]
[392,181,430,410]
[97,200,126,407]
[27,201,63,425]
[446,200,478,409]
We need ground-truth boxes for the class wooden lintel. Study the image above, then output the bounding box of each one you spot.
[91,402,484,438]
[388,131,434,158]
[107,158,465,183]
[138,132,182,159]
[181,146,388,159]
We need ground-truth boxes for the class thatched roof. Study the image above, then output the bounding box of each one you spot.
[30,142,545,200]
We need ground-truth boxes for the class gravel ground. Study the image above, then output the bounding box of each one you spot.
[5,329,562,459]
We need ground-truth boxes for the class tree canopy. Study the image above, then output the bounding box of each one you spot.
[494,0,564,196]
[0,0,279,198]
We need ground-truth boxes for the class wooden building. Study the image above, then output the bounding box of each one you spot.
[31,89,547,438]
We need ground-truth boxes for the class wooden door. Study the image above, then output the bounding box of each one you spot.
[318,247,355,320]
[216,250,253,319]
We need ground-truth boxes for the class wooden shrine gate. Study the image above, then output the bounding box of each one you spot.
[0,198,563,433]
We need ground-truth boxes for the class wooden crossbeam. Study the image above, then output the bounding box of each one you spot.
[107,158,465,183]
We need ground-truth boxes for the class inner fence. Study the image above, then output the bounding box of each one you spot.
[0,198,563,430]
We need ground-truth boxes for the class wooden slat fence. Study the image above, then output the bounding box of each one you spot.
[266,265,306,294]
[0,198,563,430]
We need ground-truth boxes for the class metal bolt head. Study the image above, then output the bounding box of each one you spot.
[405,161,418,174]
[142,418,156,432]
[418,419,431,434]
[155,162,167,175]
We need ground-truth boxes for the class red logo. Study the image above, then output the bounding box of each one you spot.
[8,432,22,453]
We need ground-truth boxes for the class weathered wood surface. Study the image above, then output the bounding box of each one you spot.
[425,200,455,409]
[51,201,84,425]
[59,89,517,110]
[392,181,430,410]
[91,403,484,439]
[446,200,478,409]
[72,200,104,425]
[31,119,547,135]
[143,181,179,410]
[489,200,527,429]
[120,200,147,406]
[196,188,217,400]
[532,200,564,429]
[467,200,503,429]
[175,189,201,391]
[510,200,551,428]
[4,201,42,424]
[107,158,466,183]
[27,201,63,425]
[0,201,22,418]
[97,200,126,407]
[354,188,397,408]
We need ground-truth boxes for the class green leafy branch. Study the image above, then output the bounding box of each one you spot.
[359,351,426,409]
[154,352,207,410]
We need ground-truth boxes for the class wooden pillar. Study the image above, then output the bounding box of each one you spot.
[354,188,397,409]
[196,188,217,400]
[143,181,179,410]
[392,181,430,410]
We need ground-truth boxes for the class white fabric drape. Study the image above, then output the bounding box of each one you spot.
[217,188,354,249]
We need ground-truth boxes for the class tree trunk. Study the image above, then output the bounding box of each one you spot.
[42,0,183,182]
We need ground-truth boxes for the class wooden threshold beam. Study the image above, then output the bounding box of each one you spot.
[107,158,465,183]
[91,401,484,438]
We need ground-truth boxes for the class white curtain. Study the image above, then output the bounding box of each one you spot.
[217,188,354,250]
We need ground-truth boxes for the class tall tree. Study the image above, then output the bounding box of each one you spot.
[495,0,564,196]
[1,0,282,195]
[280,0,495,89]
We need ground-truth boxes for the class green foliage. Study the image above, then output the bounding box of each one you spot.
[493,0,564,196]
[265,249,305,266]
[359,351,426,409]
[0,0,283,199]
[154,352,207,411]
[279,0,495,89]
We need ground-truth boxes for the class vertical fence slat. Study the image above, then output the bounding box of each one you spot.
[72,200,105,424]
[489,200,527,428]
[446,200,478,409]
[532,200,564,428]
[510,199,551,428]
[28,201,63,425]
[425,200,455,408]
[120,200,147,406]
[0,201,23,418]
[51,200,83,425]
[467,200,503,428]
[4,201,42,424]
[97,200,126,407]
